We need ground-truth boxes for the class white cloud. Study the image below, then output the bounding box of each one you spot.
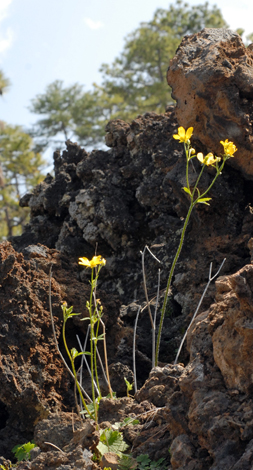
[0,0,13,56]
[0,27,13,54]
[0,0,13,22]
[84,17,104,30]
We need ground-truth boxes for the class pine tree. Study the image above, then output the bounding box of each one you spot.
[0,123,45,238]
[30,1,234,148]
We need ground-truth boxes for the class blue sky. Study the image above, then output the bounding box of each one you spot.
[0,0,253,161]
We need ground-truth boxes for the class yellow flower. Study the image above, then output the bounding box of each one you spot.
[220,139,237,156]
[173,126,193,143]
[197,152,221,166]
[78,255,106,268]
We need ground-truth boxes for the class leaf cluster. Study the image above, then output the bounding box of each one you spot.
[97,428,129,457]
[11,442,36,462]
[118,453,166,470]
[0,123,45,239]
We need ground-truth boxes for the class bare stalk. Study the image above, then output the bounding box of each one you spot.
[100,318,114,398]
[76,332,100,396]
[141,246,162,368]
[133,305,141,394]
[152,268,161,368]
[174,258,226,364]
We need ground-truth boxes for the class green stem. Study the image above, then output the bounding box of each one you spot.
[62,318,92,418]
[192,164,205,199]
[89,268,97,423]
[155,202,194,366]
[184,142,190,190]
[94,315,101,397]
[196,159,226,201]
[154,156,228,366]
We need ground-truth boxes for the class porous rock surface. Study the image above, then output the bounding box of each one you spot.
[134,260,253,469]
[1,28,253,469]
[0,241,121,460]
[167,28,253,179]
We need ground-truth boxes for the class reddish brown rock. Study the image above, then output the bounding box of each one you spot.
[0,241,121,460]
[167,28,253,179]
[208,264,253,393]
[100,452,119,470]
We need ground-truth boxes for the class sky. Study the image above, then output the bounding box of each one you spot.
[0,0,253,163]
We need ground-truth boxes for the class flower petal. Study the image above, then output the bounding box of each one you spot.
[78,255,106,268]
[78,257,90,267]
[178,127,186,139]
[197,152,204,163]
[185,127,193,140]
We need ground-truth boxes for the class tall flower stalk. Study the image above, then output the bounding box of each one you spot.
[61,255,113,424]
[154,127,237,366]
[78,255,113,423]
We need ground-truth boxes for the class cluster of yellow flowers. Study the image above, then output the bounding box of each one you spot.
[173,126,237,165]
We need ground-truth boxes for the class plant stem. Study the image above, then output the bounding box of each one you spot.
[94,318,101,397]
[155,202,194,366]
[62,318,92,417]
[89,268,97,423]
[100,318,114,398]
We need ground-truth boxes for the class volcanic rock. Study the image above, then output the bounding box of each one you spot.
[167,28,253,179]
[2,28,253,470]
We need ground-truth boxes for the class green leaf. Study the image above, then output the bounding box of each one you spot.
[97,429,128,457]
[71,348,91,359]
[197,197,212,205]
[150,458,165,470]
[182,186,191,196]
[71,347,79,359]
[118,454,137,470]
[12,442,36,462]
[136,454,150,469]
[96,333,105,341]
[124,377,133,393]
[62,305,81,321]
[122,417,139,426]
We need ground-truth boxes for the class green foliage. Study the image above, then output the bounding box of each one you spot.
[30,1,230,149]
[95,419,140,463]
[136,454,166,470]
[0,69,10,95]
[99,0,228,122]
[97,428,129,457]
[118,454,137,470]
[29,80,105,151]
[0,123,45,239]
[11,442,36,462]
[118,453,166,470]
[119,417,139,427]
[124,377,133,397]
[61,257,113,423]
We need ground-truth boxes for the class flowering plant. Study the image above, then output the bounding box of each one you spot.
[61,255,112,423]
[155,127,237,365]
